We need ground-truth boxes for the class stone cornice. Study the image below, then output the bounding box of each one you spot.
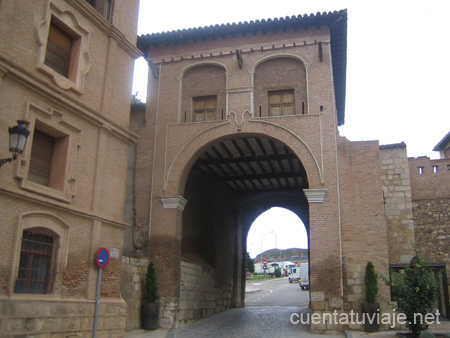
[150,40,329,65]
[303,189,327,203]
[161,196,188,211]
[67,0,142,59]
[0,57,137,144]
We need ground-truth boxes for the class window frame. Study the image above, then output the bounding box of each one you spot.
[268,89,295,116]
[84,0,115,22]
[192,95,218,122]
[8,212,70,297]
[44,17,81,82]
[36,8,90,94]
[14,230,58,295]
[15,102,82,203]
[27,123,70,192]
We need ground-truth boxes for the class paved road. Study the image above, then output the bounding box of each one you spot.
[171,306,343,338]
[246,277,309,307]
[126,277,346,338]
[170,278,321,337]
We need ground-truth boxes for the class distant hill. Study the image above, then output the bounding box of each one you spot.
[253,248,308,262]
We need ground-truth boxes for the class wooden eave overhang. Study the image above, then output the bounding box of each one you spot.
[433,131,450,151]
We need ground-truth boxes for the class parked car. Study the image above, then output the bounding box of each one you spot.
[288,267,301,283]
[299,263,309,290]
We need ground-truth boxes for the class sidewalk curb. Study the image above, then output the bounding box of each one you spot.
[245,288,263,294]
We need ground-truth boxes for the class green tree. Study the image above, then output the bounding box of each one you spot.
[364,261,378,303]
[382,250,438,336]
[131,91,142,104]
[274,267,282,278]
[246,252,255,273]
[143,263,158,303]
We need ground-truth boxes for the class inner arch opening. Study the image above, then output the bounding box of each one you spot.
[179,134,311,320]
[245,207,310,307]
[247,207,308,262]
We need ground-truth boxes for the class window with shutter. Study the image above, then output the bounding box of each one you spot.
[36,14,88,93]
[27,125,69,191]
[28,130,54,186]
[193,96,217,122]
[45,22,74,78]
[268,89,295,116]
[84,0,114,21]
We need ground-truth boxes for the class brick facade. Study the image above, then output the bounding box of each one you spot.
[0,0,140,336]
[134,11,352,331]
[132,10,450,333]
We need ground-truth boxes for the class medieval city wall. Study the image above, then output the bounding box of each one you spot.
[177,259,216,327]
[120,256,149,330]
[337,137,391,329]
[379,144,415,263]
[409,156,450,312]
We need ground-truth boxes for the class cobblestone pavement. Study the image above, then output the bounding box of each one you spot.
[126,306,345,338]
[170,306,343,338]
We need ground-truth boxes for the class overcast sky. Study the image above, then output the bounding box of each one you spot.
[132,0,450,259]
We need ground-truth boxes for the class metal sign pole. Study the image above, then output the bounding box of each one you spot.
[93,267,102,338]
[93,247,109,338]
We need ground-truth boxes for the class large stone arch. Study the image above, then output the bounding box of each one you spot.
[164,118,324,197]
[175,126,314,324]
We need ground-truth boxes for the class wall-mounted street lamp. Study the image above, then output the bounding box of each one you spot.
[0,120,30,168]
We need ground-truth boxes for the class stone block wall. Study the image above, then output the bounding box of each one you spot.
[121,256,149,330]
[177,259,216,328]
[379,143,415,263]
[0,299,126,337]
[413,199,450,261]
[413,198,450,311]
[409,156,450,315]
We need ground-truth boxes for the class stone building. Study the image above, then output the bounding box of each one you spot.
[132,9,450,332]
[0,0,140,336]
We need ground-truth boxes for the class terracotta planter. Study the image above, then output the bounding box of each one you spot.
[141,302,159,330]
[361,302,380,332]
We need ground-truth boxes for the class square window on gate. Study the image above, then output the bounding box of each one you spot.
[193,96,217,122]
[268,90,295,116]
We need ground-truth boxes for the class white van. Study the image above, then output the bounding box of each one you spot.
[288,267,301,283]
[299,263,309,290]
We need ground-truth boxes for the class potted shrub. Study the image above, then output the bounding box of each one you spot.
[362,261,380,332]
[141,262,159,330]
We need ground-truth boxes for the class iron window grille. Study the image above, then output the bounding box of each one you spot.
[14,231,56,294]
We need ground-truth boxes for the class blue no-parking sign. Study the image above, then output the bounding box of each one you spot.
[95,247,109,269]
[93,247,109,337]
